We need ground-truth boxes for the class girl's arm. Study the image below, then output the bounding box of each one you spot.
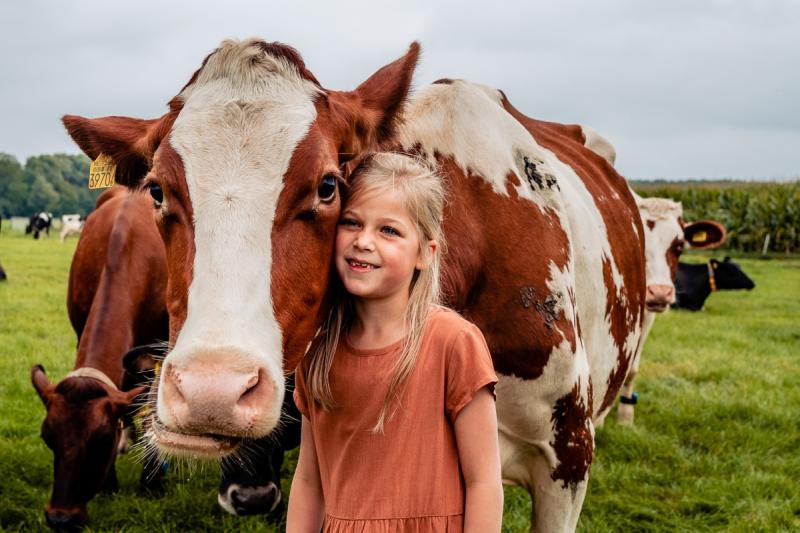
[286,416,325,533]
[454,386,504,533]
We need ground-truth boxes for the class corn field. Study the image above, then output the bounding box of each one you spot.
[633,180,800,254]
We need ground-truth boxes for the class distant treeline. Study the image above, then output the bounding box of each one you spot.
[633,180,800,254]
[1,151,797,253]
[0,152,99,218]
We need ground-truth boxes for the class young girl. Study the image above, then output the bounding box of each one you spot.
[287,153,503,532]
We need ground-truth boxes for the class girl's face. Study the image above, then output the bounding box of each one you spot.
[335,188,430,302]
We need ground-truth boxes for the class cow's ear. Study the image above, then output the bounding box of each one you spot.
[110,386,148,411]
[684,220,727,249]
[329,42,420,162]
[62,114,171,187]
[122,344,162,387]
[31,365,54,407]
[723,256,731,262]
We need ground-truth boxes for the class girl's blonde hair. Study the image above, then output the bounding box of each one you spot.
[305,152,446,432]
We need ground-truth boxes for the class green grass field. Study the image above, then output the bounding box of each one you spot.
[1,234,798,532]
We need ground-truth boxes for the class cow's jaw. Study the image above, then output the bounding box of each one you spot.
[151,42,319,458]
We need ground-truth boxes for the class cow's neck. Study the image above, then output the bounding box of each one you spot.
[73,295,135,387]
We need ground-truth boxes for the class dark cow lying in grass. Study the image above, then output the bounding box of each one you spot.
[30,188,169,529]
[673,257,755,311]
[217,374,300,518]
[26,212,53,239]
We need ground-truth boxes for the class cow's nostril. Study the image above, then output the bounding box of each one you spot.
[162,364,187,406]
[237,369,271,409]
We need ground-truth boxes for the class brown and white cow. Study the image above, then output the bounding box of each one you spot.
[63,40,647,531]
[31,187,169,529]
[615,195,726,424]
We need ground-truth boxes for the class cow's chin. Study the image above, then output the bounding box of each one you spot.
[150,420,241,460]
[646,302,670,313]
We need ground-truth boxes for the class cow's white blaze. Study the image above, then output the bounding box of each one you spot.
[156,39,320,436]
[636,195,684,289]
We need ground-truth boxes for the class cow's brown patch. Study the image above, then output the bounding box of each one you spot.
[550,381,593,490]
[436,160,573,380]
[666,236,683,283]
[647,219,656,230]
[149,142,195,343]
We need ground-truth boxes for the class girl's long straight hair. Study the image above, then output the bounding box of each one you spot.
[305,152,446,433]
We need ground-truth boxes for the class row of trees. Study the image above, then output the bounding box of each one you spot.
[0,153,100,218]
[1,151,797,253]
[634,180,800,254]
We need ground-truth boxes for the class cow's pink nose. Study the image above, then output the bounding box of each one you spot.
[646,284,675,306]
[160,352,274,436]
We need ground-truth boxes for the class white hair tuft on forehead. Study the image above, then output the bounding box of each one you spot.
[178,38,322,103]
[636,196,683,220]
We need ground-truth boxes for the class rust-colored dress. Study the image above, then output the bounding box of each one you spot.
[294,307,497,533]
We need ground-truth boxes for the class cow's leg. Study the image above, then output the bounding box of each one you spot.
[618,313,652,425]
[500,431,591,533]
[497,371,594,533]
[617,367,638,425]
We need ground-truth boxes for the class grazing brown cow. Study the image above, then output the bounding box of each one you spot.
[63,40,647,531]
[31,187,169,529]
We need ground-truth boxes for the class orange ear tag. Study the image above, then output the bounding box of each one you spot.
[88,154,116,189]
[691,230,708,243]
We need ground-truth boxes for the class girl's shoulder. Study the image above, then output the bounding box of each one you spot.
[426,306,484,345]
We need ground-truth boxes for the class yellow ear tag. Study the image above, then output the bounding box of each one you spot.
[88,154,116,189]
[691,230,708,243]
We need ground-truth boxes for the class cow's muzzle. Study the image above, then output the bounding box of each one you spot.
[646,284,675,312]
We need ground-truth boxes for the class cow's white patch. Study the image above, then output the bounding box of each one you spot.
[398,80,563,216]
[158,39,320,431]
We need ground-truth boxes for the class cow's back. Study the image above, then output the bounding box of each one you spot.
[67,188,167,354]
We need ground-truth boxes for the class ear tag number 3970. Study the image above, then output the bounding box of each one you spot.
[88,154,116,189]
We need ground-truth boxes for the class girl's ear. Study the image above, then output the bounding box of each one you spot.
[416,239,439,270]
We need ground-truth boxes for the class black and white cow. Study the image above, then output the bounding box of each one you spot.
[673,258,755,311]
[217,374,301,518]
[26,212,53,239]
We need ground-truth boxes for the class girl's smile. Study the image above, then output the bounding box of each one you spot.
[345,257,381,272]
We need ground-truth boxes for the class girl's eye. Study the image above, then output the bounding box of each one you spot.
[149,183,164,207]
[381,226,400,236]
[317,175,337,203]
[339,218,359,227]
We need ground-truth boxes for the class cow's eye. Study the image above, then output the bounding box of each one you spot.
[149,183,164,206]
[317,175,337,203]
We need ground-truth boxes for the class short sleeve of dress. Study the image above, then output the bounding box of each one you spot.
[293,365,310,419]
[445,323,498,422]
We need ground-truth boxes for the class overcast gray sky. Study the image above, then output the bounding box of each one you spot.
[1,0,798,180]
